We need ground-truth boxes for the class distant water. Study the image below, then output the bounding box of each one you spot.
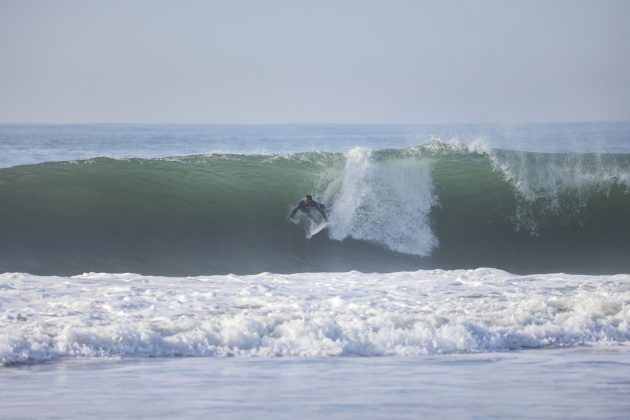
[1,123,629,274]
[1,122,629,169]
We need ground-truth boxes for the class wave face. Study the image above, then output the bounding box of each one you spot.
[1,142,630,275]
[2,269,629,365]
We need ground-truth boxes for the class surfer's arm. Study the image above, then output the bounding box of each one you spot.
[289,202,303,219]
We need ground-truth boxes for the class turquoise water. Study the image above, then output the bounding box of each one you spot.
[1,143,629,274]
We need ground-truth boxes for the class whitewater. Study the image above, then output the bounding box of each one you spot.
[3,268,630,364]
[1,123,630,418]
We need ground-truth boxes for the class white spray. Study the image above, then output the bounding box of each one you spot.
[327,147,438,256]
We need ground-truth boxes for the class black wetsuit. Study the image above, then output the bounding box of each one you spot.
[291,200,328,221]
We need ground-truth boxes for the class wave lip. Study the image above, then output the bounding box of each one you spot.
[2,269,629,365]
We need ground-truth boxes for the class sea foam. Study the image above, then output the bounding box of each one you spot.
[1,269,629,365]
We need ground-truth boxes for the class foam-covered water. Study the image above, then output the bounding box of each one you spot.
[2,269,629,365]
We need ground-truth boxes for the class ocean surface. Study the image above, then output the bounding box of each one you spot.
[1,123,630,275]
[1,123,630,418]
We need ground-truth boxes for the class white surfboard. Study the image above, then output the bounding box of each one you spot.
[305,207,329,238]
[307,220,329,238]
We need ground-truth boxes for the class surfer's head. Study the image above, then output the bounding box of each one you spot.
[305,194,313,203]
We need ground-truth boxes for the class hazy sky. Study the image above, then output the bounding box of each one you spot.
[1,0,629,124]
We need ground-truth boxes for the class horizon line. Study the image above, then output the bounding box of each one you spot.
[1,120,629,127]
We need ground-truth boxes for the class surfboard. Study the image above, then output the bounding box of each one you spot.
[307,220,329,238]
[305,207,329,238]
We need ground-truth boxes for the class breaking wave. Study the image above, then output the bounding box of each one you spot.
[1,142,629,275]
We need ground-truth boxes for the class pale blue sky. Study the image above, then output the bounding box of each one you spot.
[1,0,629,124]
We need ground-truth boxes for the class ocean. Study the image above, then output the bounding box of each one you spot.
[1,123,630,418]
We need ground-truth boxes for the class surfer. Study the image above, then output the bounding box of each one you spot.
[289,195,328,222]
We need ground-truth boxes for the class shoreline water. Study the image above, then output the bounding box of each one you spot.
[2,346,630,419]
